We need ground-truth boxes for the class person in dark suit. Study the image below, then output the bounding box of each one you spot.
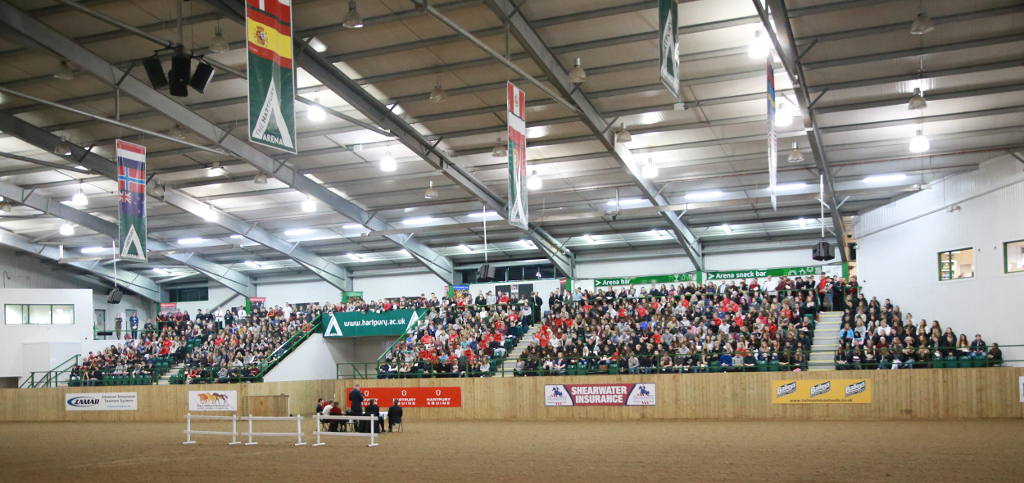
[387,398,403,432]
[365,398,383,433]
[315,398,324,414]
[349,384,364,416]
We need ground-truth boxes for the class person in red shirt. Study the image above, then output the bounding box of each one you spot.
[498,292,510,304]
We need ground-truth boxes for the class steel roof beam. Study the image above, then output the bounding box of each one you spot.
[0,0,440,284]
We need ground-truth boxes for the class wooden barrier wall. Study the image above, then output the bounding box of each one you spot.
[2,368,1022,422]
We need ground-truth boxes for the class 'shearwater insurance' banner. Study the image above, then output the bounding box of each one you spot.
[658,0,681,102]
[772,379,871,404]
[323,309,424,338]
[247,0,297,153]
[507,82,528,230]
[116,140,146,262]
[545,383,656,406]
[767,60,778,210]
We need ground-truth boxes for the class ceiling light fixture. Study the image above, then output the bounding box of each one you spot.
[71,184,88,207]
[169,124,187,140]
[380,152,396,172]
[342,223,363,229]
[429,78,448,103]
[607,198,644,206]
[424,180,439,199]
[518,239,535,249]
[908,87,927,110]
[468,211,499,218]
[798,218,809,228]
[722,224,732,235]
[230,234,244,239]
[685,190,723,200]
[207,161,223,177]
[200,205,218,222]
[54,136,72,156]
[347,253,361,261]
[150,183,165,197]
[748,30,770,59]
[910,9,935,35]
[210,25,230,52]
[178,237,204,245]
[342,1,363,28]
[527,170,542,190]
[909,129,930,153]
[864,173,908,184]
[491,137,507,157]
[775,101,794,126]
[244,261,261,269]
[583,234,597,244]
[54,60,74,80]
[0,202,11,213]
[59,223,75,236]
[81,246,106,254]
[253,173,268,184]
[308,37,328,53]
[641,158,659,179]
[307,98,327,121]
[569,57,587,83]
[301,198,317,212]
[615,123,632,143]
[787,142,804,163]
[402,217,433,226]
[153,268,170,275]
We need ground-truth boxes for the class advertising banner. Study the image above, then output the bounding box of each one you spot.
[767,60,778,210]
[545,383,656,406]
[159,303,177,316]
[345,387,462,408]
[65,392,137,411]
[189,390,238,411]
[772,379,871,404]
[703,266,822,281]
[594,273,698,287]
[658,0,681,102]
[341,291,363,303]
[116,140,147,262]
[323,309,424,338]
[246,0,296,153]
[507,81,528,230]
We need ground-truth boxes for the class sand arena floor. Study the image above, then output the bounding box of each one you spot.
[2,419,1023,482]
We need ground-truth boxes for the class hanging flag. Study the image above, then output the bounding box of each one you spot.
[658,0,681,103]
[767,60,778,210]
[507,82,528,230]
[116,140,147,262]
[247,0,296,153]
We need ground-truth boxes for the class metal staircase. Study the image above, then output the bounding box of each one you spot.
[499,324,542,377]
[809,311,843,370]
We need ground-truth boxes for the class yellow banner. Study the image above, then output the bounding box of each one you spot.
[772,379,871,404]
[247,18,293,60]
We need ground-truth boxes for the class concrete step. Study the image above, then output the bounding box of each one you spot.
[500,325,543,377]
[157,363,185,385]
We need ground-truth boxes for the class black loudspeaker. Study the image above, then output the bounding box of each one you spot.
[96,331,113,337]
[812,240,835,261]
[849,243,857,261]
[477,264,496,282]
[168,54,191,97]
[107,288,123,304]
[189,61,215,93]
[142,56,168,89]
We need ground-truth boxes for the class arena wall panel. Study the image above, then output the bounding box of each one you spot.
[2,369,1023,422]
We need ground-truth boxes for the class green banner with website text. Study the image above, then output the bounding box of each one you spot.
[323,309,424,338]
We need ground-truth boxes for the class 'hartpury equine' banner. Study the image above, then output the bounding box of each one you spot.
[345,387,461,408]
[65,392,137,411]
[189,390,238,411]
[545,383,656,406]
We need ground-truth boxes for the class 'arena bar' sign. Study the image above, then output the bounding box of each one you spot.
[545,384,656,406]
[345,387,461,408]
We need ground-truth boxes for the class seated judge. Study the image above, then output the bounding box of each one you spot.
[387,398,403,432]
[365,398,383,433]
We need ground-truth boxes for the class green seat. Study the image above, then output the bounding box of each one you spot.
[972,357,985,368]
[757,360,768,372]
[946,356,958,368]
[609,365,620,375]
[768,361,780,372]
[958,355,972,368]
[932,359,944,369]
[709,361,722,373]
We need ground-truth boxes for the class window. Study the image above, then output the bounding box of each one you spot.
[1005,240,1024,274]
[4,304,75,325]
[938,248,974,281]
[169,287,209,302]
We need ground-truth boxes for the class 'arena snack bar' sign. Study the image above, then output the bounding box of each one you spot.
[545,383,656,406]
[704,266,822,281]
[65,392,137,411]
[772,379,872,404]
[323,309,424,338]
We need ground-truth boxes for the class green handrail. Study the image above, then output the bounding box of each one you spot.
[20,353,79,388]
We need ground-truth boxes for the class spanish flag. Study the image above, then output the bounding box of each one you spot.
[246,0,292,69]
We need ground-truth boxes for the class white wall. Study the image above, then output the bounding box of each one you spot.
[354,272,446,301]
[263,335,395,382]
[854,156,1024,364]
[0,288,93,384]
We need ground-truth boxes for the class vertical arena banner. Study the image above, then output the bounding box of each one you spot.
[545,383,656,406]
[246,0,297,153]
[507,82,528,230]
[658,0,681,102]
[116,140,146,262]
[189,390,238,411]
[772,379,872,404]
[766,60,778,210]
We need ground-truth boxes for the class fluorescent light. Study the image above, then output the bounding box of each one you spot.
[307,103,326,121]
[774,182,807,192]
[200,206,218,222]
[153,268,170,276]
[798,218,808,229]
[685,190,723,200]
[285,228,312,236]
[583,234,597,244]
[380,154,396,172]
[458,244,472,253]
[722,224,732,235]
[775,102,794,126]
[606,198,645,206]
[864,174,908,184]
[467,211,500,218]
[641,158,658,179]
[342,223,363,229]
[402,217,433,226]
[748,30,770,59]
[347,253,361,261]
[909,130,930,153]
[244,261,261,269]
[518,240,536,249]
[649,229,672,239]
[178,237,204,245]
[301,198,317,212]
[527,170,542,190]
[308,37,328,53]
[81,246,106,254]
[59,223,74,236]
[230,234,244,239]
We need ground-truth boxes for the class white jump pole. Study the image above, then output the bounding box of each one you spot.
[183,413,195,445]
[311,414,380,448]
[245,414,256,445]
[295,415,306,446]
[229,415,241,445]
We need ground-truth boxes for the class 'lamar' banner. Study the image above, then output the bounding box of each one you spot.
[65,392,137,411]
[116,140,146,262]
[189,390,238,411]
[595,273,698,287]
[658,0,681,102]
[507,82,528,230]
[345,387,462,408]
[545,383,656,406]
[772,379,871,404]
[247,0,296,153]
[323,309,424,338]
